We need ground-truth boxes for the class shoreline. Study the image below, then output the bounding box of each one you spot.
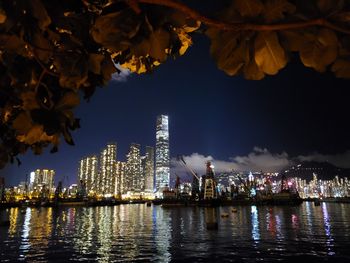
[1,197,349,209]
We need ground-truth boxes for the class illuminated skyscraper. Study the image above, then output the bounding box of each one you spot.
[115,161,126,195]
[155,115,170,192]
[32,169,55,193]
[143,146,155,192]
[98,143,117,195]
[125,143,142,192]
[78,155,98,194]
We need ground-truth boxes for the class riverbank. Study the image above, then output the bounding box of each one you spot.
[1,196,349,208]
[0,199,149,209]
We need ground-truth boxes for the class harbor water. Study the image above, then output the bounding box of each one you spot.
[1,202,350,262]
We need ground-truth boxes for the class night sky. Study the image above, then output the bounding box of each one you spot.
[1,34,349,186]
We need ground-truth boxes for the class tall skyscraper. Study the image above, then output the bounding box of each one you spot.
[98,143,117,195]
[78,155,98,194]
[143,146,155,192]
[125,143,142,192]
[31,169,55,193]
[115,161,126,195]
[155,115,170,192]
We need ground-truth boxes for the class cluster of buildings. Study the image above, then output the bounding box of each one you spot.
[0,115,170,201]
[294,174,349,198]
[77,115,170,199]
[213,170,350,199]
[78,143,154,198]
[3,169,55,200]
[1,113,349,202]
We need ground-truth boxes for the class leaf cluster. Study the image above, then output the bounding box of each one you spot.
[0,0,199,168]
[0,0,349,168]
[206,0,350,79]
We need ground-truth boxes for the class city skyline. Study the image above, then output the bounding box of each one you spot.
[3,120,347,190]
[1,1,350,262]
[1,35,349,186]
[74,118,158,196]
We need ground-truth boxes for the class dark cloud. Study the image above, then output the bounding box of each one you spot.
[230,147,290,172]
[297,150,350,169]
[171,147,291,176]
[171,148,350,177]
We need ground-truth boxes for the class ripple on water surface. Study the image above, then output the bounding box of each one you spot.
[1,203,350,262]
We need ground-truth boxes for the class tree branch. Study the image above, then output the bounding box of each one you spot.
[127,0,142,14]
[31,49,59,77]
[135,0,350,34]
[35,69,46,91]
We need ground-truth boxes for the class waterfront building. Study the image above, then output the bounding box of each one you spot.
[98,143,117,196]
[293,173,350,198]
[155,115,170,193]
[68,184,78,197]
[115,161,126,196]
[78,155,98,195]
[143,146,155,192]
[31,169,55,193]
[125,143,142,192]
[0,177,4,201]
[16,181,27,195]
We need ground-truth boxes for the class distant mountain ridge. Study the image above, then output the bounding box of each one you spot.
[283,161,350,181]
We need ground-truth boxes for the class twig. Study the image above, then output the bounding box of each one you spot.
[35,69,46,91]
[135,0,350,34]
[32,49,58,77]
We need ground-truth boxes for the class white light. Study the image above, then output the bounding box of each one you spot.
[30,172,35,184]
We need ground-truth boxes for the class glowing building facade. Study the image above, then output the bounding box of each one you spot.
[115,161,126,196]
[78,155,98,194]
[143,146,155,192]
[98,143,117,195]
[31,169,55,193]
[155,115,170,192]
[125,143,142,192]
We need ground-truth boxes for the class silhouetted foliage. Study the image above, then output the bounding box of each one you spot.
[0,0,349,168]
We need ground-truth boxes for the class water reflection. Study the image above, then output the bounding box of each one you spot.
[9,207,19,237]
[322,203,335,256]
[68,205,173,262]
[291,214,299,230]
[251,206,260,242]
[73,208,93,256]
[1,203,350,262]
[19,207,31,256]
[153,206,171,262]
[275,213,283,241]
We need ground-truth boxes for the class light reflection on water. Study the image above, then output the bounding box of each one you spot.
[1,202,350,262]
[251,205,260,243]
[322,203,335,256]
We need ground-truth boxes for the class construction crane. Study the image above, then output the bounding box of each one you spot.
[237,175,251,194]
[177,155,201,181]
[177,155,218,200]
[177,155,201,200]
